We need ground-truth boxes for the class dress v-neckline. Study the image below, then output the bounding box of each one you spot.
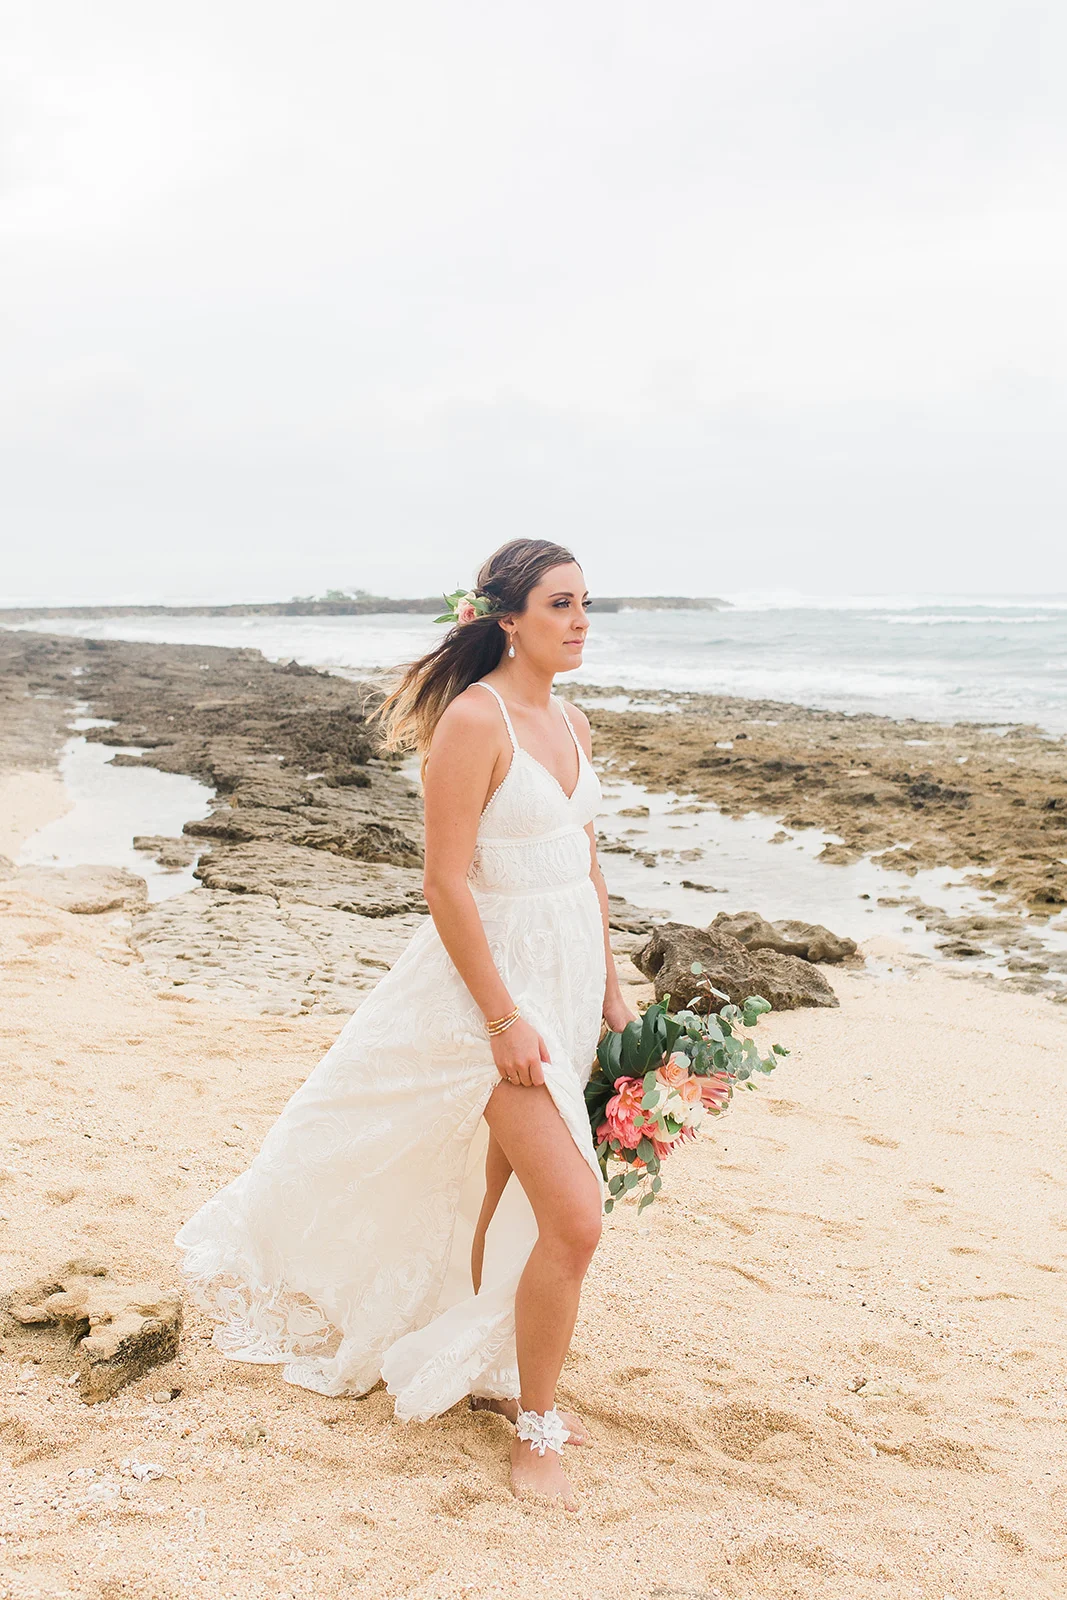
[475,680,585,813]
[516,744,583,805]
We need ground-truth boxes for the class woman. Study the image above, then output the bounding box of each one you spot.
[174,538,637,1511]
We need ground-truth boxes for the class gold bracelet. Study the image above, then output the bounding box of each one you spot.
[486,1004,520,1035]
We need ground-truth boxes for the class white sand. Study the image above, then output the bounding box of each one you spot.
[2,769,1067,1599]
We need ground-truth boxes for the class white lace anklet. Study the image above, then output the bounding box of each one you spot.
[515,1406,570,1456]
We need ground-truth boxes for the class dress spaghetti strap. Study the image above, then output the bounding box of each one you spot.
[475,680,518,752]
[553,695,584,759]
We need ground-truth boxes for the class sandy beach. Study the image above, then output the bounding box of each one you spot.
[2,631,1067,1600]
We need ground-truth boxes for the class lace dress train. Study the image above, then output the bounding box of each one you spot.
[174,681,607,1421]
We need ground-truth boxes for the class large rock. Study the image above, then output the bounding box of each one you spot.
[10,865,148,914]
[3,1259,182,1403]
[634,922,838,1011]
[711,910,857,964]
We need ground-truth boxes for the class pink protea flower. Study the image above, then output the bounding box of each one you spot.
[599,1076,646,1151]
[598,1114,641,1151]
[699,1071,732,1112]
[610,1077,645,1119]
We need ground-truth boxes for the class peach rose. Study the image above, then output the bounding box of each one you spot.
[658,1055,691,1090]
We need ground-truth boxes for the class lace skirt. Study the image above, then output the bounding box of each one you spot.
[174,875,607,1420]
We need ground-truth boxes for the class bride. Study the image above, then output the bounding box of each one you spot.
[174,537,638,1511]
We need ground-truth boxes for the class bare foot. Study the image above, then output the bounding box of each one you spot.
[469,1395,593,1446]
[509,1434,580,1512]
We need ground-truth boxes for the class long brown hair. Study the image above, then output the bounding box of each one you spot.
[368,538,578,776]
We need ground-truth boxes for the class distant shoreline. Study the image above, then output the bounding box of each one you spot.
[0,594,729,621]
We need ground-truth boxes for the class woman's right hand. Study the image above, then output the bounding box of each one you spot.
[490,1016,549,1087]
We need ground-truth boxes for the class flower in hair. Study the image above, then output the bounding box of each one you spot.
[434,587,495,626]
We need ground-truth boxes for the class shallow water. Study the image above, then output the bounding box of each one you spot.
[592,771,1067,984]
[17,717,214,902]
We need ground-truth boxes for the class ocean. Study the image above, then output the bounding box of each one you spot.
[6,593,1067,734]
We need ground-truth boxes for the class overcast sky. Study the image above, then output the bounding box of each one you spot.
[3,1,1065,603]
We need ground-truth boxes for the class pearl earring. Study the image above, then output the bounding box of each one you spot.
[508,638,516,658]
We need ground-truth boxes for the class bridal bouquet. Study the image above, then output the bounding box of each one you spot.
[586,962,789,1214]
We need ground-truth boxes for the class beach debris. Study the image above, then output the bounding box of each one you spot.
[82,1477,123,1508]
[8,864,148,915]
[121,1457,166,1481]
[710,910,858,964]
[1,1258,182,1403]
[634,922,839,1011]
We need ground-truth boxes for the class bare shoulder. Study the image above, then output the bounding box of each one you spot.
[427,682,501,756]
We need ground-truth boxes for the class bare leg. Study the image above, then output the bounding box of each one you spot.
[482,1081,603,1510]
[470,1134,591,1443]
[471,1130,512,1294]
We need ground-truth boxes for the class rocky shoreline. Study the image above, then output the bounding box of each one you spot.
[577,682,1067,1001]
[1,632,435,1015]
[2,630,1065,1010]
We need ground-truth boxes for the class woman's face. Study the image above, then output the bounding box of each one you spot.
[509,561,590,671]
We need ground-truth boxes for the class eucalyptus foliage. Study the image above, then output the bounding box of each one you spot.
[587,960,790,1214]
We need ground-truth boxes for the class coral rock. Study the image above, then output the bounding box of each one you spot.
[4,1260,181,1404]
[711,910,857,964]
[633,922,839,1012]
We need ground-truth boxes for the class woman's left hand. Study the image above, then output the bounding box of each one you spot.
[602,993,640,1032]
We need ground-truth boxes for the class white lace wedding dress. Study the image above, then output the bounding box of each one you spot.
[174,680,607,1421]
